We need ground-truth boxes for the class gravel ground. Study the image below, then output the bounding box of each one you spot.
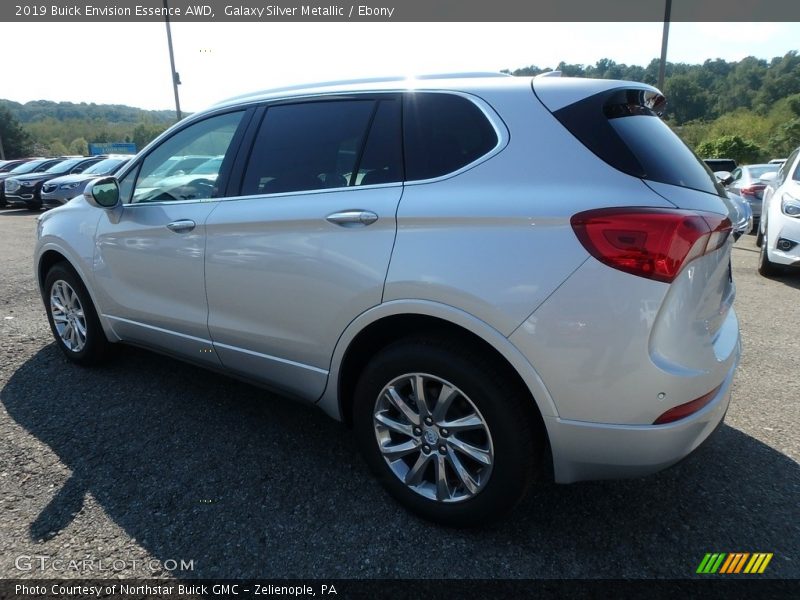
[0,208,798,580]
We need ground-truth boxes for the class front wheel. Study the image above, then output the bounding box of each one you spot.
[353,336,542,526]
[43,263,110,365]
[758,225,783,277]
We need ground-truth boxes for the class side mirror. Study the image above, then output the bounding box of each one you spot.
[758,172,777,183]
[713,171,732,185]
[84,177,120,209]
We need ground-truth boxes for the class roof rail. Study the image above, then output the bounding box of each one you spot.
[215,72,512,105]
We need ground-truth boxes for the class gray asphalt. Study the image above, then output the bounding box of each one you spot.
[0,209,798,580]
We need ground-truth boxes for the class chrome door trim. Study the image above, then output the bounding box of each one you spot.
[212,341,329,375]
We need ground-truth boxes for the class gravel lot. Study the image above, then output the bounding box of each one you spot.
[0,208,798,580]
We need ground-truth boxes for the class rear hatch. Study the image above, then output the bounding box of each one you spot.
[534,76,738,383]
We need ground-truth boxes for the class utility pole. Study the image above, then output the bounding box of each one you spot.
[658,0,672,91]
[164,0,182,121]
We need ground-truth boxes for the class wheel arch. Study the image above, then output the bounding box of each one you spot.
[319,300,559,430]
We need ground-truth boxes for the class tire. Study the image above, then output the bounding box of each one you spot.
[43,263,110,365]
[758,225,783,277]
[756,228,763,247]
[25,201,41,211]
[353,336,542,527]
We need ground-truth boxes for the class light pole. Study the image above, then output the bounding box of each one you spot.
[164,0,182,121]
[658,0,672,91]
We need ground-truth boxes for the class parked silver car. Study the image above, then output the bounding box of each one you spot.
[40,156,131,208]
[34,74,741,525]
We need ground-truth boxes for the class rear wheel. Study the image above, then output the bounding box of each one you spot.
[353,336,541,527]
[43,263,110,365]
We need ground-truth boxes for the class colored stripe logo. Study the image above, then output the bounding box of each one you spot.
[697,553,773,574]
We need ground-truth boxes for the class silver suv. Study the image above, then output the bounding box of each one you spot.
[35,73,741,526]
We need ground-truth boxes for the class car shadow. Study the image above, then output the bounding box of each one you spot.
[2,344,798,578]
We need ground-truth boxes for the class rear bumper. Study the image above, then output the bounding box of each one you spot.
[546,360,737,483]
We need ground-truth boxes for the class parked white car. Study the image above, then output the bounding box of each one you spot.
[34,73,741,525]
[757,147,800,276]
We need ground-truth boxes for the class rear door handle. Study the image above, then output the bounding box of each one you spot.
[166,219,196,233]
[326,210,379,227]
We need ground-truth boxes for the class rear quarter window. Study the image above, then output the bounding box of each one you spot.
[403,93,498,181]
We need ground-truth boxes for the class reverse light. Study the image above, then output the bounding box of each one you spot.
[653,385,721,424]
[570,208,732,283]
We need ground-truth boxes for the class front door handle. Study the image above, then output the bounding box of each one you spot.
[326,210,379,227]
[166,219,196,233]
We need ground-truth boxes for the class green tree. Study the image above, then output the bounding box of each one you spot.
[49,139,68,156]
[0,105,33,158]
[695,135,764,164]
[68,137,88,155]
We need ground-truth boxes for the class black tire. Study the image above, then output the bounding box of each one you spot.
[43,262,110,365]
[25,201,41,211]
[758,226,783,277]
[755,227,763,247]
[353,336,542,527]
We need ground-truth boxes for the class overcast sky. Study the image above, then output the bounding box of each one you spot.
[0,22,797,112]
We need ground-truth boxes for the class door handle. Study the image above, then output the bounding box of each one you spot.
[166,219,196,233]
[326,210,379,227]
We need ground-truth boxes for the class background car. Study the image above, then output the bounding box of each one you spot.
[41,156,131,208]
[719,163,780,229]
[5,156,105,210]
[0,158,58,207]
[704,158,737,173]
[0,158,33,174]
[757,147,800,276]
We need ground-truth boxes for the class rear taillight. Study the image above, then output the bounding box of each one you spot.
[740,185,765,197]
[653,385,721,424]
[570,208,731,284]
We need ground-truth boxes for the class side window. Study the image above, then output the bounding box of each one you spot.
[242,100,377,196]
[403,93,498,181]
[355,99,403,186]
[129,111,244,204]
[730,168,742,182]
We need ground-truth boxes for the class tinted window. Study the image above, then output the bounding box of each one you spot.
[354,99,402,186]
[555,89,723,196]
[130,111,243,204]
[242,100,376,195]
[403,93,498,181]
[9,160,47,174]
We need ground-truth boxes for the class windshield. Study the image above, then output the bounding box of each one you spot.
[190,157,223,175]
[747,165,778,179]
[84,158,127,175]
[45,158,82,174]
[9,160,46,174]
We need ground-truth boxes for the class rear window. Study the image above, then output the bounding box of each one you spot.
[553,88,724,196]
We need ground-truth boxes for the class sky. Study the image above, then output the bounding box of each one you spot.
[0,22,798,112]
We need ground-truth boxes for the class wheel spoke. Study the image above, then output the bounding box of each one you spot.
[448,436,492,465]
[432,383,458,422]
[434,454,450,501]
[74,318,87,338]
[411,374,432,418]
[384,386,420,426]
[380,439,420,460]
[439,413,484,432]
[405,452,432,486]
[374,411,414,437]
[446,448,480,495]
[52,313,68,323]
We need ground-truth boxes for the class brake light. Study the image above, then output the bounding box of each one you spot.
[739,185,765,196]
[653,385,721,424]
[570,208,731,283]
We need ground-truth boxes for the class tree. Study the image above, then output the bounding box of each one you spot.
[695,135,764,164]
[68,137,88,155]
[0,105,33,158]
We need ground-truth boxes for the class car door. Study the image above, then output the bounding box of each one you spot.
[93,109,250,365]
[205,96,403,400]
